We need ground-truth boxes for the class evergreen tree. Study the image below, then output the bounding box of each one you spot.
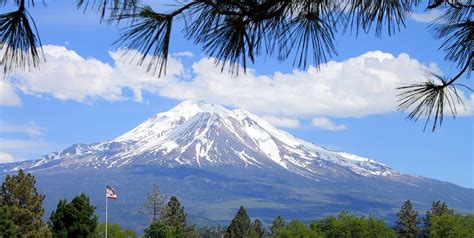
[0,205,18,238]
[161,196,187,228]
[271,215,285,237]
[396,200,420,238]
[424,201,454,236]
[160,196,197,238]
[48,193,98,237]
[224,206,251,238]
[140,184,166,222]
[0,169,50,237]
[249,219,265,238]
[144,220,169,238]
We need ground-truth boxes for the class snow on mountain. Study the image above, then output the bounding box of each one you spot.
[5,100,397,178]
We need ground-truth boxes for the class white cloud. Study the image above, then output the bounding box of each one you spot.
[0,79,21,106]
[261,116,301,128]
[0,121,44,138]
[11,45,183,103]
[7,45,473,124]
[312,118,348,131]
[411,9,443,23]
[173,51,195,58]
[159,51,473,118]
[0,152,14,163]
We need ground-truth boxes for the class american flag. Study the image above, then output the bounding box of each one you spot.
[106,185,117,199]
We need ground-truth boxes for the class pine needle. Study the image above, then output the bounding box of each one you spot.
[0,6,43,75]
[397,73,465,132]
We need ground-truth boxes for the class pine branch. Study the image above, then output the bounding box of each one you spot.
[76,0,140,22]
[0,0,45,7]
[115,5,173,76]
[286,1,338,68]
[429,5,473,69]
[344,0,421,37]
[0,1,44,75]
[396,58,471,132]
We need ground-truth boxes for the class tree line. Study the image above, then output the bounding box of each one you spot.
[1,170,473,237]
[223,201,474,238]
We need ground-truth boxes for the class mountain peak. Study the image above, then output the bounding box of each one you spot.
[167,100,231,119]
[6,101,397,179]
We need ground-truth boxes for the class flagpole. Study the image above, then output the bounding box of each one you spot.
[105,184,108,238]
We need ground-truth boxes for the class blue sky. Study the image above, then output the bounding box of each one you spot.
[0,1,473,188]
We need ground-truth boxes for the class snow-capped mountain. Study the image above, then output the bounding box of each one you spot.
[1,101,472,229]
[9,100,394,178]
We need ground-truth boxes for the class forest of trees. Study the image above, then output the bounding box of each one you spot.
[1,170,473,237]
